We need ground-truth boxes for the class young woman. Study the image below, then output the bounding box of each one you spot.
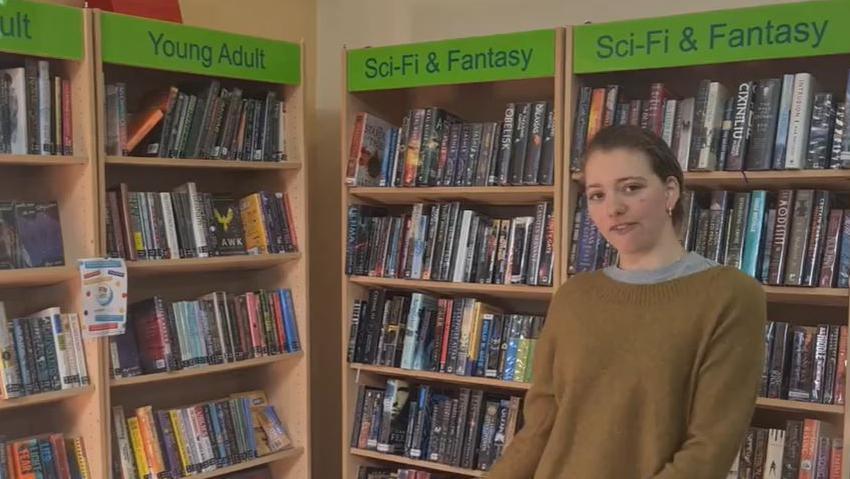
[487,125,767,479]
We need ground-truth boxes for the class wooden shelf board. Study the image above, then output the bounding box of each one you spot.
[349,276,554,300]
[190,447,304,479]
[349,186,555,205]
[572,170,850,189]
[350,448,486,477]
[112,352,304,388]
[756,397,844,416]
[0,154,87,166]
[126,253,301,277]
[352,364,531,392]
[0,386,94,412]
[763,286,847,307]
[0,266,77,288]
[106,155,301,171]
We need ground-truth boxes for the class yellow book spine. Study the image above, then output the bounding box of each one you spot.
[127,417,151,479]
[72,437,91,479]
[239,193,269,255]
[168,410,192,476]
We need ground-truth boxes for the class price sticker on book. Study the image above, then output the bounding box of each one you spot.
[78,258,127,337]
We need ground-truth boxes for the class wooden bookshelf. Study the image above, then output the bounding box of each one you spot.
[350,185,555,205]
[0,4,107,477]
[351,364,532,392]
[111,352,304,388]
[573,169,850,190]
[341,29,565,477]
[93,10,310,478]
[0,266,77,287]
[106,154,303,171]
[756,397,845,416]
[566,6,850,478]
[349,276,554,301]
[0,154,88,166]
[0,386,95,412]
[125,253,301,277]
[350,448,487,477]
[187,447,304,479]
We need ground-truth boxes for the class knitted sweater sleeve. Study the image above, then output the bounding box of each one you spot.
[651,278,767,479]
[486,298,560,479]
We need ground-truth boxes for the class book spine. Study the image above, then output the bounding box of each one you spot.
[785,73,816,169]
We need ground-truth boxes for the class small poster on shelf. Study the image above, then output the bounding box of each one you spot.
[78,257,127,337]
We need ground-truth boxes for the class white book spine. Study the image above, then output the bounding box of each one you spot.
[159,193,180,259]
[409,203,424,279]
[113,406,140,479]
[762,428,785,478]
[662,99,677,146]
[452,210,473,282]
[67,313,89,385]
[676,97,696,172]
[175,182,209,257]
[37,60,50,155]
[0,302,22,398]
[699,82,725,170]
[504,218,518,284]
[399,293,422,370]
[785,73,815,169]
[47,310,73,389]
[59,314,80,387]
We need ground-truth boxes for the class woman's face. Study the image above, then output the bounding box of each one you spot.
[583,147,677,257]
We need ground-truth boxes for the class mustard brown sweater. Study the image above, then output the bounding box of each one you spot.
[487,266,767,479]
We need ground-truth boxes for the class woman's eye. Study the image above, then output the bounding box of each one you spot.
[587,192,603,201]
[623,183,643,193]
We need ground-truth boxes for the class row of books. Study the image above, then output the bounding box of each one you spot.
[346,201,554,287]
[0,59,73,156]
[570,70,850,173]
[759,322,847,406]
[728,420,842,479]
[0,304,89,400]
[357,467,446,479]
[350,379,522,472]
[569,189,850,289]
[347,290,544,383]
[112,390,293,479]
[346,101,555,188]
[0,201,64,270]
[105,182,298,261]
[108,80,286,161]
[110,289,301,379]
[1,434,90,479]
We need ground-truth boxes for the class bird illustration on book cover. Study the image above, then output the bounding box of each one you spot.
[211,195,246,256]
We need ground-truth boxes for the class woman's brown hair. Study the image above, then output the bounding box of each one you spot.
[581,125,686,226]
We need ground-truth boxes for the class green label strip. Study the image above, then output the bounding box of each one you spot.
[348,29,556,91]
[100,12,300,85]
[0,0,82,60]
[574,0,850,73]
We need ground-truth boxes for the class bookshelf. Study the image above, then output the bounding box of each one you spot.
[0,2,106,477]
[568,2,850,477]
[340,28,564,477]
[92,10,310,478]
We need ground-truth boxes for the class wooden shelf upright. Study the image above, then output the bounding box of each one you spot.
[340,29,565,477]
[92,10,310,478]
[0,2,106,477]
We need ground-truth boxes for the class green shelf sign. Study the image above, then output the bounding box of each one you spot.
[573,0,850,73]
[100,12,300,85]
[0,0,82,60]
[347,29,556,92]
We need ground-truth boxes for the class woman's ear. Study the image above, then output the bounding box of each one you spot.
[664,176,680,209]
